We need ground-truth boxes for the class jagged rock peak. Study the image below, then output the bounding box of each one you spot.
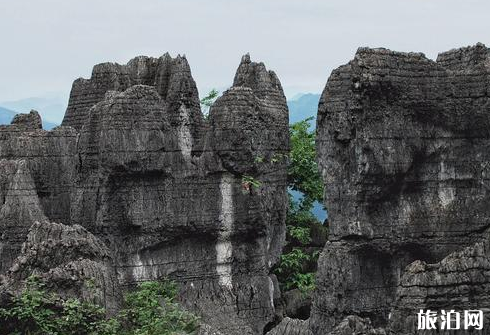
[10,110,43,130]
[351,43,490,71]
[437,42,489,69]
[233,54,285,98]
[209,55,289,175]
[62,52,200,131]
[355,46,429,59]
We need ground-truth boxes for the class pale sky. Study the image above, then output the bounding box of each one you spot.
[0,0,489,102]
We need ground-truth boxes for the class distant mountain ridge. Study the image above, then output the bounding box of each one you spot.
[0,106,17,124]
[287,93,321,125]
[0,92,68,124]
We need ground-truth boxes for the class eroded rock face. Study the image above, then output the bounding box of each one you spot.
[0,120,78,228]
[310,43,490,334]
[11,110,42,130]
[0,160,47,272]
[62,54,204,138]
[266,317,312,335]
[0,117,78,273]
[0,53,288,334]
[389,230,490,334]
[0,221,120,314]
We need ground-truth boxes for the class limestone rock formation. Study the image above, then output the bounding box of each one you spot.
[0,116,78,273]
[308,43,490,334]
[0,221,120,313]
[389,228,490,334]
[10,110,42,130]
[266,317,312,335]
[0,53,289,334]
[0,159,47,272]
[62,54,204,137]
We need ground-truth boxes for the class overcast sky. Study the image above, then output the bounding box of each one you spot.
[0,0,489,102]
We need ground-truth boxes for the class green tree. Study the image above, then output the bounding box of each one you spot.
[288,117,323,209]
[275,117,325,294]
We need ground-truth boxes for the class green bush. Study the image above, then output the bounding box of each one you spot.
[276,247,317,293]
[120,281,198,335]
[0,276,199,335]
[0,276,111,335]
[288,117,323,208]
[274,117,325,294]
[275,202,321,294]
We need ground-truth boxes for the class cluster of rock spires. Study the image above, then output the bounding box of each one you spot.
[0,53,289,334]
[2,43,490,335]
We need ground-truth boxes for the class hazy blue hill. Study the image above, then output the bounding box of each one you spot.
[0,106,58,130]
[287,93,321,125]
[42,119,58,130]
[0,92,68,125]
[0,106,16,124]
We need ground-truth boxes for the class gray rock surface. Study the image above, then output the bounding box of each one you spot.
[0,159,47,272]
[10,110,42,130]
[389,229,490,334]
[307,43,490,334]
[0,53,289,334]
[0,116,78,273]
[0,221,120,314]
[266,317,312,335]
[331,316,386,335]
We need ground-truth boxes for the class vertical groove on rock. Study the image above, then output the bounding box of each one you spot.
[216,173,234,290]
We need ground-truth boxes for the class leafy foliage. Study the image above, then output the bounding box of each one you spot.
[120,281,198,335]
[288,117,323,209]
[241,175,261,193]
[0,276,110,335]
[0,276,198,335]
[200,89,219,118]
[276,248,317,293]
[199,89,219,108]
[275,197,322,294]
[274,117,325,294]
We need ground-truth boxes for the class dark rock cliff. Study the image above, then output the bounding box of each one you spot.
[0,54,289,334]
[305,43,490,334]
